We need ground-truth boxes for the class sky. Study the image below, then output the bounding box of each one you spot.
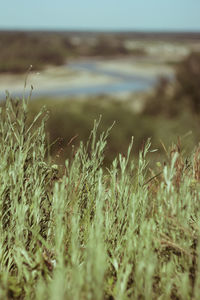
[0,0,200,32]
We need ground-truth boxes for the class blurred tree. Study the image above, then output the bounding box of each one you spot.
[175,52,200,113]
[0,32,66,73]
[144,52,200,116]
[92,35,128,56]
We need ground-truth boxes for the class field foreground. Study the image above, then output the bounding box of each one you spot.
[0,96,200,299]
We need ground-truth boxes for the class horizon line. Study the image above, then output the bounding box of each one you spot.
[1,27,200,34]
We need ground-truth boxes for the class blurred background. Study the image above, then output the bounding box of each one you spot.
[0,0,200,165]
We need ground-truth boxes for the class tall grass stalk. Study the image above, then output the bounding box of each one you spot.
[0,95,200,299]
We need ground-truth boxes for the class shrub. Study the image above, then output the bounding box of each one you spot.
[144,52,200,116]
[91,35,128,56]
[0,32,66,73]
[175,52,200,113]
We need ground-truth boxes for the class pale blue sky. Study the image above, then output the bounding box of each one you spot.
[0,0,200,31]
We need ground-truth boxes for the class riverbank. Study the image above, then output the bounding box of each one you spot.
[0,57,174,100]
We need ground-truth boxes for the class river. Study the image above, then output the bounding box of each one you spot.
[1,59,169,99]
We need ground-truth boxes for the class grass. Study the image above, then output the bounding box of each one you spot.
[0,94,200,299]
[25,96,199,167]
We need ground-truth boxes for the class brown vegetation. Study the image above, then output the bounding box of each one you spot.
[144,52,200,117]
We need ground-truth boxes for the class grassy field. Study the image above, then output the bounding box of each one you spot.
[24,95,199,168]
[0,94,200,299]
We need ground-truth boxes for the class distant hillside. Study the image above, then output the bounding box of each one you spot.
[0,30,200,73]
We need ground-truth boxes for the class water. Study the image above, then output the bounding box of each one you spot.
[1,60,159,99]
[65,61,156,95]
